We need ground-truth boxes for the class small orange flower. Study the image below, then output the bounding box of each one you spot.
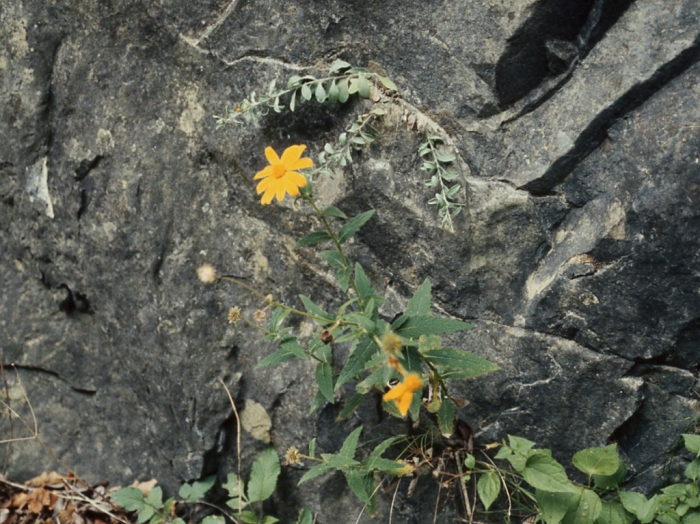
[254,145,313,204]
[383,373,423,416]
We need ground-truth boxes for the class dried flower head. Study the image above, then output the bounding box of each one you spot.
[253,309,267,324]
[254,145,313,205]
[380,332,402,355]
[285,446,301,466]
[228,306,242,326]
[197,263,218,284]
[319,329,334,344]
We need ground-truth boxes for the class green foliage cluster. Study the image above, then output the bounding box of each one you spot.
[460,433,700,524]
[217,59,465,231]
[111,449,312,524]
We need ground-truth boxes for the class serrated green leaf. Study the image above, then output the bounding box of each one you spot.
[336,339,378,390]
[687,458,700,480]
[298,462,334,485]
[573,444,620,477]
[338,210,376,244]
[354,263,374,304]
[338,78,350,103]
[315,82,327,103]
[321,205,347,219]
[340,427,363,459]
[298,295,335,325]
[269,307,291,332]
[338,266,351,292]
[294,231,332,249]
[405,278,432,316]
[422,347,498,379]
[255,346,300,369]
[318,250,346,270]
[396,316,473,339]
[593,461,627,490]
[149,514,164,524]
[137,506,155,524]
[337,392,365,420]
[247,448,281,503]
[321,453,361,469]
[346,312,375,334]
[111,488,146,512]
[144,487,162,508]
[357,365,395,394]
[296,508,314,524]
[301,83,312,101]
[316,362,334,403]
[477,471,501,510]
[178,476,216,502]
[357,75,371,98]
[523,454,577,493]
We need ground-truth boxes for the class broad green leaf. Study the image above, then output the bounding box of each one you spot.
[563,488,603,524]
[336,339,378,389]
[300,83,312,101]
[687,458,700,481]
[593,462,628,490]
[685,434,700,456]
[299,295,335,325]
[537,490,570,524]
[329,59,351,74]
[149,514,164,524]
[683,511,700,524]
[318,250,346,270]
[357,75,370,98]
[298,463,334,484]
[201,517,225,524]
[395,316,473,339]
[523,453,577,493]
[354,263,374,304]
[403,346,424,373]
[296,508,314,524]
[595,501,634,524]
[321,206,347,219]
[477,471,501,510]
[247,448,281,503]
[573,444,620,477]
[315,362,334,403]
[223,472,245,501]
[239,511,259,524]
[376,75,398,92]
[137,507,155,524]
[179,476,216,502]
[261,517,279,524]
[327,80,339,103]
[422,347,499,379]
[619,492,658,523]
[145,487,162,507]
[163,498,174,514]
[255,346,300,369]
[338,210,376,244]
[436,393,455,436]
[315,82,327,103]
[404,278,432,316]
[338,78,350,103]
[337,392,365,420]
[346,470,372,505]
[340,426,362,458]
[294,231,332,249]
[111,488,146,512]
[172,519,186,524]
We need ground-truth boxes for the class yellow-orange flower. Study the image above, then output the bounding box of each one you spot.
[254,145,312,204]
[383,373,423,416]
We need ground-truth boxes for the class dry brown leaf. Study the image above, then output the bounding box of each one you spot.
[26,472,67,488]
[25,487,56,513]
[10,493,28,509]
[128,479,158,496]
[59,502,75,524]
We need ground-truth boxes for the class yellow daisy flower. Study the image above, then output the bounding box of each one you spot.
[254,145,313,204]
[383,373,424,416]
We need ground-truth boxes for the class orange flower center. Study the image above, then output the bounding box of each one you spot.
[272,163,287,179]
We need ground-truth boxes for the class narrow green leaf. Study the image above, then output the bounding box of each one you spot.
[336,339,378,390]
[321,453,361,470]
[436,393,455,436]
[321,206,347,219]
[369,437,399,460]
[315,362,334,403]
[298,463,334,485]
[376,75,397,92]
[338,266,352,292]
[318,250,346,270]
[255,346,300,369]
[308,438,316,458]
[337,392,365,420]
[269,307,291,332]
[111,488,146,512]
[340,427,363,459]
[396,316,473,339]
[405,278,432,316]
[434,151,456,163]
[422,347,499,379]
[477,471,501,510]
[523,454,577,493]
[338,210,376,244]
[296,508,314,524]
[298,295,335,325]
[354,263,374,304]
[294,231,332,249]
[247,448,281,503]
[573,444,620,477]
[179,476,216,502]
[346,470,372,505]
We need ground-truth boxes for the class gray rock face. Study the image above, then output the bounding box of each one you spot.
[2,0,700,521]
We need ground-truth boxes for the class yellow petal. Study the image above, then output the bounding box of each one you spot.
[383,383,407,402]
[275,183,287,202]
[280,145,306,166]
[265,147,280,165]
[397,392,413,416]
[284,171,307,188]
[254,166,274,180]
[402,374,423,393]
[256,177,273,194]
[260,188,274,205]
[288,157,313,171]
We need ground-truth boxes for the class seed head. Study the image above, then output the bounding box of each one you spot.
[197,263,218,284]
[285,446,301,466]
[228,306,242,326]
